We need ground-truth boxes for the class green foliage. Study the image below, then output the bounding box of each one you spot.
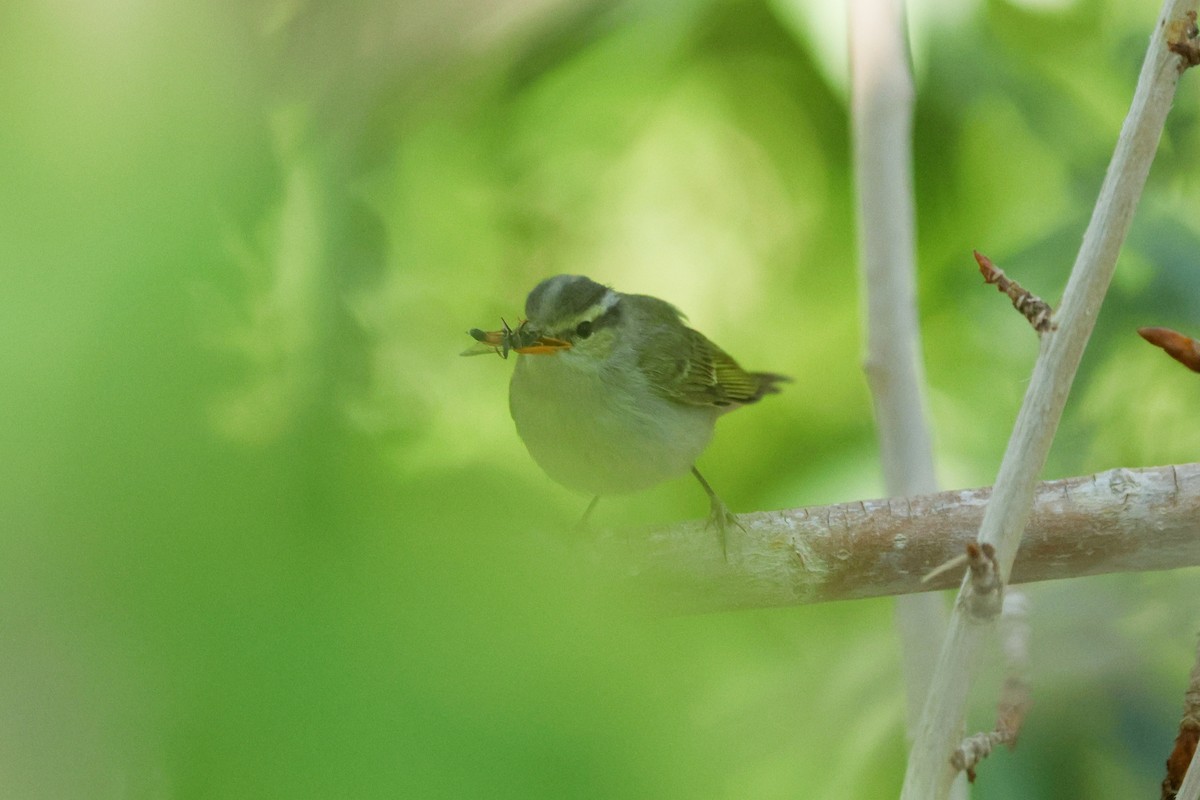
[3,0,1199,796]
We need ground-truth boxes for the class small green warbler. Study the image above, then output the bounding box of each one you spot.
[466,275,786,549]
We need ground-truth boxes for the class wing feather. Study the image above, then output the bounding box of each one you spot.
[634,304,788,409]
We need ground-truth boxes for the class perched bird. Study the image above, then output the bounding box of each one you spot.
[467,274,787,550]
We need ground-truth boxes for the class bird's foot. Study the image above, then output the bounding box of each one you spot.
[691,466,744,561]
[705,495,746,561]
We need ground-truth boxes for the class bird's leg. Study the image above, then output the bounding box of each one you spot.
[691,466,745,558]
[575,495,602,532]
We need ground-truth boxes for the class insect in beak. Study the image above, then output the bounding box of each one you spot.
[461,319,570,359]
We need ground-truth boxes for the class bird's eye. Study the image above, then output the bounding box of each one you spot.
[575,320,593,339]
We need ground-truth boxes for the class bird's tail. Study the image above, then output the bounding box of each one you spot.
[745,372,791,404]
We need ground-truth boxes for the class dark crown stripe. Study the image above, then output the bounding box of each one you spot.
[525,275,609,321]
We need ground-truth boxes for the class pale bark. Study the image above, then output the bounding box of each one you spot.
[598,463,1200,613]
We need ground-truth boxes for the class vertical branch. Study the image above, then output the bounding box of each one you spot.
[850,1,934,495]
[901,2,1197,797]
[848,2,956,789]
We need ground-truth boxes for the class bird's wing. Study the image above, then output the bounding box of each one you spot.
[636,306,785,409]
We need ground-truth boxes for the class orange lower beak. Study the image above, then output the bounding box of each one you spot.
[515,336,571,355]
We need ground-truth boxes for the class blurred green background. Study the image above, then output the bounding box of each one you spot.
[4,0,1200,797]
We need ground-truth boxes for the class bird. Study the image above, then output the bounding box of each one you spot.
[466,274,787,552]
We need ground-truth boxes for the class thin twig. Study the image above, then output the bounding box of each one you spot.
[951,591,1032,782]
[901,4,1197,796]
[1175,741,1200,800]
[975,251,1056,334]
[1163,633,1200,799]
[1139,326,1200,372]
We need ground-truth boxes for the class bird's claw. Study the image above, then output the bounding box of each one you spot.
[705,497,745,561]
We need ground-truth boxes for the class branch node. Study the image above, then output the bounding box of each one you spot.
[974,251,1057,334]
[963,541,1004,619]
[1168,10,1200,70]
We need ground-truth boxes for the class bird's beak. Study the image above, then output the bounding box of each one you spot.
[514,336,571,355]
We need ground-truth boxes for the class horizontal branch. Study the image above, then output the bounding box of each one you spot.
[597,463,1200,613]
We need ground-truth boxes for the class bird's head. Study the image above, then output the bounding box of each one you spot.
[519,274,622,360]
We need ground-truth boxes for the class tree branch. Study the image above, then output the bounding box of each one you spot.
[902,2,1197,795]
[848,0,953,759]
[597,462,1200,613]
[851,3,934,497]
